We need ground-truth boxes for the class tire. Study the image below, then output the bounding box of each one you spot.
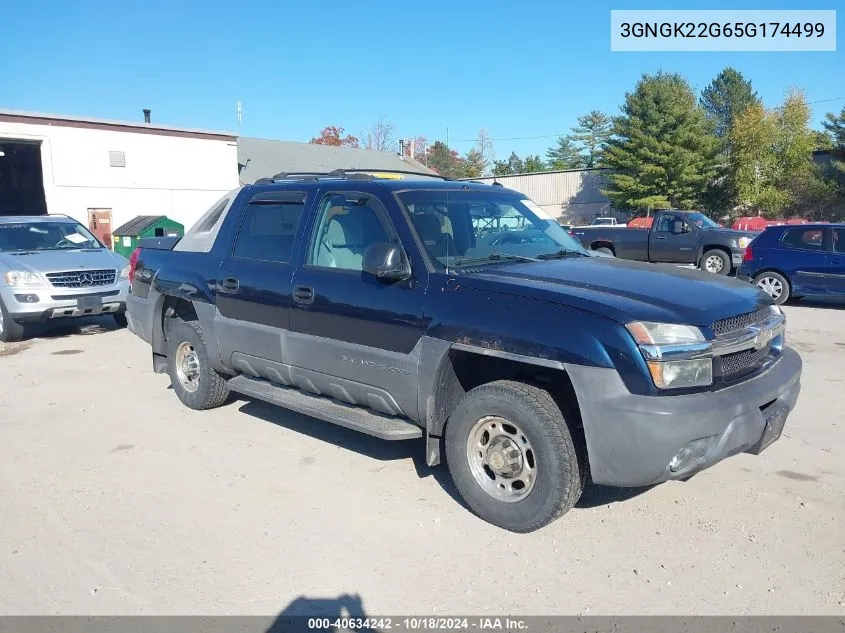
[445,380,584,533]
[596,247,614,256]
[754,271,790,305]
[166,319,229,410]
[701,249,731,275]
[0,298,26,343]
[113,312,128,328]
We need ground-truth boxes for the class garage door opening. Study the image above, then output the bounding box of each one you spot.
[0,140,48,216]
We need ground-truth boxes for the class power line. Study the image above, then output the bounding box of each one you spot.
[446,96,845,145]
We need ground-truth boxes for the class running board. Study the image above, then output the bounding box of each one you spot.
[227,375,423,441]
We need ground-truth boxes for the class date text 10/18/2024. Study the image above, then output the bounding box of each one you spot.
[307,617,528,631]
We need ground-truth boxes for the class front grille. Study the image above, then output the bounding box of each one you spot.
[713,306,771,337]
[717,345,771,380]
[50,290,120,300]
[46,269,117,288]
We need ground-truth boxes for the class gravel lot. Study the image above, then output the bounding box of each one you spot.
[1,303,843,616]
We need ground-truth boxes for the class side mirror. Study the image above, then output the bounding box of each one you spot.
[362,242,411,281]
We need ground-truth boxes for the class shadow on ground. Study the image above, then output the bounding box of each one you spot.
[236,398,466,508]
[23,314,123,341]
[268,594,368,632]
[237,397,651,515]
[787,297,845,311]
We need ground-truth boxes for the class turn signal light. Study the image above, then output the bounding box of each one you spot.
[742,246,753,262]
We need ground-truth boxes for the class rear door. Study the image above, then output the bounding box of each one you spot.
[648,213,698,264]
[779,227,830,295]
[214,190,309,367]
[826,227,845,295]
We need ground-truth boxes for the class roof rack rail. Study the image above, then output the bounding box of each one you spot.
[253,168,445,185]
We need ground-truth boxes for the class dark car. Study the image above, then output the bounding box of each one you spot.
[736,224,845,305]
[572,210,755,275]
[125,171,801,532]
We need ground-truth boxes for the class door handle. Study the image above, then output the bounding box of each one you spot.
[220,277,239,292]
[656,236,667,240]
[293,285,314,304]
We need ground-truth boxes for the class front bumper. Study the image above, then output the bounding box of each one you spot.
[567,346,802,487]
[0,282,129,323]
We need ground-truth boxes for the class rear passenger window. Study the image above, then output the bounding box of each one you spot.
[781,228,824,251]
[233,194,306,263]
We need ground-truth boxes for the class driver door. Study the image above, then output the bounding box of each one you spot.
[285,190,427,420]
[649,213,698,264]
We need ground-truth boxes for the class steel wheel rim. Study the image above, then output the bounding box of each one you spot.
[757,276,783,300]
[704,255,724,273]
[175,341,200,393]
[466,415,537,503]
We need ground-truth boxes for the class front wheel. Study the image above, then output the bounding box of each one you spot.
[113,312,128,328]
[754,271,790,305]
[701,249,731,275]
[0,298,26,343]
[445,380,584,533]
[166,319,229,410]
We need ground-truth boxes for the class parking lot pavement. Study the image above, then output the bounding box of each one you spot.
[0,307,843,617]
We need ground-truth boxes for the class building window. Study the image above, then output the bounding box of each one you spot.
[109,151,126,168]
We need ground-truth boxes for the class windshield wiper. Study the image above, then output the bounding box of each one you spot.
[452,252,541,268]
[536,249,586,260]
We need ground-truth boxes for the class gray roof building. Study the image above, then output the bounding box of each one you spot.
[237,137,438,184]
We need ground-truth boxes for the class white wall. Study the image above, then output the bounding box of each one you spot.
[0,120,239,236]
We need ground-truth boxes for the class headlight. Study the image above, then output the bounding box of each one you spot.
[627,321,712,389]
[3,271,45,287]
[647,358,713,389]
[738,236,752,249]
[119,265,130,279]
[626,322,705,345]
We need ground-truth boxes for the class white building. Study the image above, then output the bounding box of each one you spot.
[0,110,239,247]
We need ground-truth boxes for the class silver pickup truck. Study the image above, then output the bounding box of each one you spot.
[0,215,130,342]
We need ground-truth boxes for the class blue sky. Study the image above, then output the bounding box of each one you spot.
[2,0,843,160]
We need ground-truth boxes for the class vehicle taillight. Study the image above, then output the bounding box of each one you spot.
[128,247,140,284]
[569,230,576,236]
[742,246,753,262]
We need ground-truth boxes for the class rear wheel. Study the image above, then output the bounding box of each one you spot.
[754,271,790,305]
[701,249,730,275]
[445,380,584,533]
[166,319,229,410]
[0,298,26,343]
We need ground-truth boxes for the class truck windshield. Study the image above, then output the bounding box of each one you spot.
[397,190,588,269]
[0,221,102,252]
[686,212,719,229]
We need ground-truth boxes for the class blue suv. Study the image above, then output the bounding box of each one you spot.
[737,224,845,304]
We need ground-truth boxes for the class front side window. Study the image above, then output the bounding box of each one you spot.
[232,194,306,263]
[396,189,587,269]
[307,193,393,271]
[0,221,102,252]
[781,228,824,251]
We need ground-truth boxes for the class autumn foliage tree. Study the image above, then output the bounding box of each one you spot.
[310,126,359,148]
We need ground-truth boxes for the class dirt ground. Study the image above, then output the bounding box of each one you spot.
[0,303,843,616]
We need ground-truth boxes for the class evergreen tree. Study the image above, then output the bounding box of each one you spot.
[602,72,719,210]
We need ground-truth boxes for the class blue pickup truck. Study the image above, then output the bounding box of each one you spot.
[126,172,802,532]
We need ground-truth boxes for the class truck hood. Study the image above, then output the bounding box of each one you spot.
[0,248,128,275]
[702,227,756,242]
[457,256,771,328]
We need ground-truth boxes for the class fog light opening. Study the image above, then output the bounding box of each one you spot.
[668,437,714,473]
